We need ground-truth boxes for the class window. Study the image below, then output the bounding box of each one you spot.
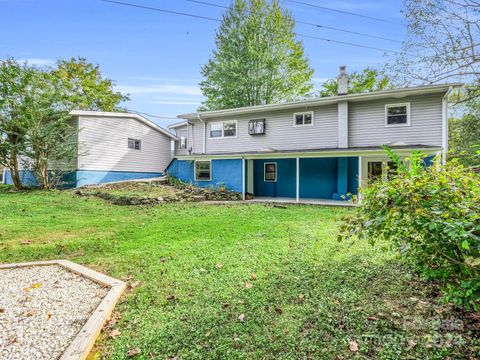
[128,138,141,150]
[195,161,211,181]
[179,130,187,149]
[367,160,400,182]
[367,161,383,181]
[293,111,313,126]
[248,119,266,135]
[385,103,410,126]
[209,121,237,138]
[264,162,277,182]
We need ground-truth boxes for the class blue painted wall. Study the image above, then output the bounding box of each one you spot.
[4,170,39,187]
[347,157,359,195]
[5,169,163,188]
[299,158,338,199]
[253,159,296,198]
[75,170,164,187]
[167,159,243,192]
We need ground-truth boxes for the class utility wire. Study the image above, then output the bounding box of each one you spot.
[100,0,398,53]
[286,0,404,26]
[100,0,221,22]
[186,0,402,43]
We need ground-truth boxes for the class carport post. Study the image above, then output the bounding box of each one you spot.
[242,158,246,200]
[296,157,300,203]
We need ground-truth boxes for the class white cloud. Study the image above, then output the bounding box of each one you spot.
[312,77,329,83]
[17,58,55,66]
[116,84,202,96]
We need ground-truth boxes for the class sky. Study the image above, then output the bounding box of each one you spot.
[0,0,407,127]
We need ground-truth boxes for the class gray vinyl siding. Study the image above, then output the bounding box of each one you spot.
[77,115,172,173]
[349,94,443,147]
[185,105,338,155]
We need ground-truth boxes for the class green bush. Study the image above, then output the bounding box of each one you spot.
[339,148,480,309]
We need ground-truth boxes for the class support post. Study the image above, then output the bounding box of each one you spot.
[358,156,363,203]
[296,157,300,203]
[242,158,246,200]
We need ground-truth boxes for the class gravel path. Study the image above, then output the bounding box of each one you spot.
[0,265,108,360]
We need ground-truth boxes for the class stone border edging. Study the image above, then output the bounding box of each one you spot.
[0,259,126,360]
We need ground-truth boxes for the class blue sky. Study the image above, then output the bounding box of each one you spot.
[0,0,406,127]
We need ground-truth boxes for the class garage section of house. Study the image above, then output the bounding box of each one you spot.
[248,157,359,201]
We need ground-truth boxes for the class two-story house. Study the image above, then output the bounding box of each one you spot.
[167,67,459,203]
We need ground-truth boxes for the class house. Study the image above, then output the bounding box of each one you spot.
[167,67,460,203]
[4,110,177,187]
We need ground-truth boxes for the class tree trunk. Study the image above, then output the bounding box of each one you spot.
[8,144,22,190]
[38,157,50,189]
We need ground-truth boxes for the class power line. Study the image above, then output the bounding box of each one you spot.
[297,33,398,53]
[286,0,404,26]
[186,0,402,43]
[100,0,398,53]
[100,0,221,22]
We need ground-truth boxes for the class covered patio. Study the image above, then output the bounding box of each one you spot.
[243,156,360,203]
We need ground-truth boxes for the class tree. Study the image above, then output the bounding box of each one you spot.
[52,57,128,111]
[0,57,128,189]
[199,0,314,110]
[390,0,479,98]
[449,99,480,168]
[319,68,392,97]
[0,59,33,189]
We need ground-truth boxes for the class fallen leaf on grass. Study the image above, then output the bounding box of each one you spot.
[244,282,253,289]
[238,314,245,322]
[349,340,359,352]
[129,281,141,290]
[275,307,283,315]
[298,294,305,302]
[127,348,141,357]
[21,240,32,245]
[250,274,257,280]
[221,303,230,309]
[367,316,379,321]
[205,331,211,337]
[215,263,224,270]
[109,329,121,339]
[166,295,177,301]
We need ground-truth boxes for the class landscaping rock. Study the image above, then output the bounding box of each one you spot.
[192,195,207,202]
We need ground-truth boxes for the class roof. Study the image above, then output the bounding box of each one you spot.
[168,120,191,129]
[69,110,178,140]
[175,144,441,159]
[178,83,462,120]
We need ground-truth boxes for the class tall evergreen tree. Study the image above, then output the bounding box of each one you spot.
[200,0,313,110]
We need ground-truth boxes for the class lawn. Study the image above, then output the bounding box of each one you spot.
[0,186,478,359]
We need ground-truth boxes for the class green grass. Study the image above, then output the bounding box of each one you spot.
[0,186,477,359]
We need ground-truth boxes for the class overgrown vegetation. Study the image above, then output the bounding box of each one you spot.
[0,188,479,358]
[340,148,480,310]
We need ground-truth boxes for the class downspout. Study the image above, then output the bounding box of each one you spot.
[197,114,206,154]
[441,86,453,165]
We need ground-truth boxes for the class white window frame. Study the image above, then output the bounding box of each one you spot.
[264,162,277,182]
[208,120,238,139]
[194,160,211,182]
[128,138,141,150]
[179,129,188,150]
[293,111,314,127]
[385,103,410,127]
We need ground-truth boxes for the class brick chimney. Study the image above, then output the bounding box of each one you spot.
[337,65,348,95]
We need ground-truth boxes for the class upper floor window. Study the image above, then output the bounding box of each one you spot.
[293,111,313,126]
[248,119,265,135]
[385,103,410,127]
[209,120,237,138]
[128,138,141,150]
[179,130,187,149]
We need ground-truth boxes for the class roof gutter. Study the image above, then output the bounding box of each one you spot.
[197,114,206,154]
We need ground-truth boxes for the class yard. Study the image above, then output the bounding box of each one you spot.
[0,185,478,359]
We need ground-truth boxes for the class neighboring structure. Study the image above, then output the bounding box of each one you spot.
[167,67,460,202]
[4,111,177,187]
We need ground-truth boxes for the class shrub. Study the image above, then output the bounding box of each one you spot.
[339,148,480,309]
